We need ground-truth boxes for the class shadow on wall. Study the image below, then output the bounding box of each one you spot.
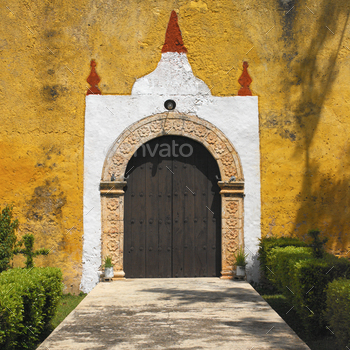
[246,251,260,281]
[287,0,350,253]
[293,161,350,251]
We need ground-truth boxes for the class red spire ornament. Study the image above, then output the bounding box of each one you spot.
[238,61,252,96]
[86,59,101,95]
[162,10,187,54]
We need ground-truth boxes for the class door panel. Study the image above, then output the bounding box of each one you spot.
[157,150,172,278]
[182,152,195,277]
[145,152,158,278]
[193,140,209,277]
[124,136,221,278]
[207,158,221,277]
[172,155,185,277]
[127,154,146,278]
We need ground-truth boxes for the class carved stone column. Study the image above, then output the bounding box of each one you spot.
[218,181,244,279]
[100,181,127,279]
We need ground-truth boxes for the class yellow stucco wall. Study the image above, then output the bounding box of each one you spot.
[1,0,349,292]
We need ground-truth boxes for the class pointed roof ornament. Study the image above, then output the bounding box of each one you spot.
[132,10,210,96]
[86,59,101,95]
[162,10,187,54]
[238,61,252,96]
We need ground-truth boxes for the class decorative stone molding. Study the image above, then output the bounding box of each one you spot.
[218,181,244,279]
[100,181,126,195]
[100,181,126,277]
[102,112,243,183]
[99,113,245,280]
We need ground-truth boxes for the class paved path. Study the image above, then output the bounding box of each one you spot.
[38,278,310,349]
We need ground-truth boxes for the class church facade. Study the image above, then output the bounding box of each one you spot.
[82,11,260,291]
[1,1,349,293]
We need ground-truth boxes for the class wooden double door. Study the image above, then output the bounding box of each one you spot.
[124,135,221,278]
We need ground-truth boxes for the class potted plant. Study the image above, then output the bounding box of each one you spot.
[103,256,114,280]
[233,248,248,277]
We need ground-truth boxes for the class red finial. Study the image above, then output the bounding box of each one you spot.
[238,61,252,96]
[86,59,101,95]
[162,10,187,54]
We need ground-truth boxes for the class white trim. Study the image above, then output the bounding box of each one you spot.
[81,52,260,293]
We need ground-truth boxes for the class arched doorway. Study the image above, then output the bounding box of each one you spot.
[123,136,221,278]
[99,112,245,280]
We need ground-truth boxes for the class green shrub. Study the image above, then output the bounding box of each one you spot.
[288,254,349,335]
[233,248,248,266]
[0,205,19,272]
[258,236,308,279]
[30,268,63,337]
[0,284,23,349]
[266,246,350,335]
[0,267,63,350]
[325,278,350,348]
[103,256,113,268]
[266,246,312,292]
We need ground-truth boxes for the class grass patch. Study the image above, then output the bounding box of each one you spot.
[51,292,86,329]
[251,283,338,350]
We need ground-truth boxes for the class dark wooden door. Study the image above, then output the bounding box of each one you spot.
[124,136,221,278]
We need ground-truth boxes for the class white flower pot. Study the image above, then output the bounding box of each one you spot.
[104,267,114,279]
[236,266,246,277]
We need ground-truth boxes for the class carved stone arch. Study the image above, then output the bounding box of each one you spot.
[100,112,245,279]
[102,112,243,183]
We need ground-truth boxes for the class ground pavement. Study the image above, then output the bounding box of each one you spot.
[38,278,310,349]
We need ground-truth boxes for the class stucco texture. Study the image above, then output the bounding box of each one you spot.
[1,0,350,292]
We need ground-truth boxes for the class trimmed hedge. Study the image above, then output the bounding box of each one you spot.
[325,278,350,348]
[0,267,63,350]
[265,245,350,335]
[265,246,313,290]
[0,205,19,273]
[258,236,308,279]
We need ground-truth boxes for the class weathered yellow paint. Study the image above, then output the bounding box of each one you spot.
[1,0,350,292]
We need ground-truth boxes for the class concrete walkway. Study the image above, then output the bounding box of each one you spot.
[38,278,310,349]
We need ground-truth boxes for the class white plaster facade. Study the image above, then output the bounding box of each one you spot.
[81,51,260,293]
